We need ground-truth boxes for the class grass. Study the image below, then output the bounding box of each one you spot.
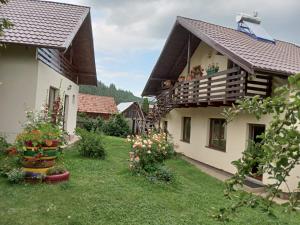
[0,136,299,225]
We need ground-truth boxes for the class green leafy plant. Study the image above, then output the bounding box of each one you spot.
[0,1,13,42]
[46,165,67,176]
[0,136,10,154]
[77,112,104,132]
[148,166,175,183]
[215,73,300,221]
[0,155,20,176]
[127,132,174,182]
[75,128,106,159]
[6,168,25,184]
[16,92,66,149]
[103,114,130,137]
[142,98,150,114]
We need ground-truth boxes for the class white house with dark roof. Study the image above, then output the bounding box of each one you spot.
[0,0,97,141]
[142,14,300,194]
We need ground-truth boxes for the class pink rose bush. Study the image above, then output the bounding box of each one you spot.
[127,132,175,182]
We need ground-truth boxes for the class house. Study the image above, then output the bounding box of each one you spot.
[0,0,97,142]
[142,14,300,193]
[78,93,117,120]
[117,102,145,134]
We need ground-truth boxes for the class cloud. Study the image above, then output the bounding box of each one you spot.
[49,0,300,97]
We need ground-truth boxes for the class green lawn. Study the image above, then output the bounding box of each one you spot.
[0,136,299,225]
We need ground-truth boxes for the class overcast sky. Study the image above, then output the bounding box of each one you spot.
[51,0,300,97]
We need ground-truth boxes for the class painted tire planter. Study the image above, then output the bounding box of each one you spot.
[21,158,55,168]
[23,149,58,159]
[44,171,70,184]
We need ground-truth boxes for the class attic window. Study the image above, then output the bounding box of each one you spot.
[236,13,275,43]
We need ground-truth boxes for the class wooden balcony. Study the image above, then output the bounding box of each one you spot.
[37,48,78,83]
[156,67,272,108]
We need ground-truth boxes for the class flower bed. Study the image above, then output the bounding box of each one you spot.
[127,132,175,182]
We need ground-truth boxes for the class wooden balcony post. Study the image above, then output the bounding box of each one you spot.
[207,77,211,103]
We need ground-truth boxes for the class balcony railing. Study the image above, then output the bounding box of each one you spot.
[37,48,78,83]
[157,67,271,107]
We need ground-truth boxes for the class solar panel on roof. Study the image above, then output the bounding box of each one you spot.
[243,21,275,43]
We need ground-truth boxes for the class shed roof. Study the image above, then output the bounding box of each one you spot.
[0,0,97,85]
[78,94,118,115]
[117,102,135,113]
[142,16,300,96]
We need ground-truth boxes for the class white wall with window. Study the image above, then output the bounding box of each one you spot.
[35,61,79,137]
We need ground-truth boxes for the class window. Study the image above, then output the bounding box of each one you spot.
[182,117,191,143]
[48,87,59,111]
[209,118,226,151]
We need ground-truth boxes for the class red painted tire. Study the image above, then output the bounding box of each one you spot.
[44,171,70,184]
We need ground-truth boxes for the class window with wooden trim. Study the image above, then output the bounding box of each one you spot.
[182,117,191,143]
[48,87,59,111]
[209,118,226,151]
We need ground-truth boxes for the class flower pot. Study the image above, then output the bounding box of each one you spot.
[21,158,55,168]
[44,139,60,147]
[23,148,58,160]
[44,171,70,184]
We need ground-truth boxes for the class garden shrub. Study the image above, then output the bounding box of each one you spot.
[103,114,130,137]
[148,166,175,183]
[0,156,20,177]
[127,132,175,182]
[46,165,67,176]
[77,113,105,132]
[6,168,25,184]
[76,128,106,159]
[0,136,10,155]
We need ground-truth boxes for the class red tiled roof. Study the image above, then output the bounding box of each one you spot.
[177,16,300,75]
[0,0,89,49]
[78,94,118,115]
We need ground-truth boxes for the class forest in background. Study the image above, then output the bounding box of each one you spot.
[79,81,142,104]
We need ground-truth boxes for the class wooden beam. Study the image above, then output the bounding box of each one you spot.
[187,32,191,75]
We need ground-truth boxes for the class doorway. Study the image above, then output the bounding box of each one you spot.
[63,95,69,131]
[248,124,265,181]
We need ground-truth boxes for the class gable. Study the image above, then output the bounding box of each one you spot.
[0,0,97,86]
[142,16,300,96]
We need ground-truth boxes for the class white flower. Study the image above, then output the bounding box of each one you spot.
[147,150,151,154]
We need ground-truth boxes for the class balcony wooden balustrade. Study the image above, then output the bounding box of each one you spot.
[147,67,272,124]
[37,48,78,83]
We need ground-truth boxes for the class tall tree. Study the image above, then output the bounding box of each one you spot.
[141,98,150,114]
[79,81,142,104]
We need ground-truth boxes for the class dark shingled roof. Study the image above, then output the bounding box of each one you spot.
[0,0,97,86]
[142,16,300,96]
[0,0,89,49]
[177,16,300,75]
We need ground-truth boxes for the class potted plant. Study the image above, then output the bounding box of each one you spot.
[206,63,220,76]
[44,165,69,184]
[15,91,68,183]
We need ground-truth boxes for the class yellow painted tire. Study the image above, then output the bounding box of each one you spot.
[22,167,52,175]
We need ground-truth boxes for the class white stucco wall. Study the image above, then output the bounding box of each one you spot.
[0,45,79,142]
[180,41,228,77]
[0,46,38,142]
[36,62,79,136]
[162,107,300,192]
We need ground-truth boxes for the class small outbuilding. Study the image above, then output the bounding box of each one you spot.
[78,93,117,120]
[117,102,145,134]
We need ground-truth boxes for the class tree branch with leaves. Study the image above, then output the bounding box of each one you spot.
[0,0,13,38]
[214,73,300,222]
